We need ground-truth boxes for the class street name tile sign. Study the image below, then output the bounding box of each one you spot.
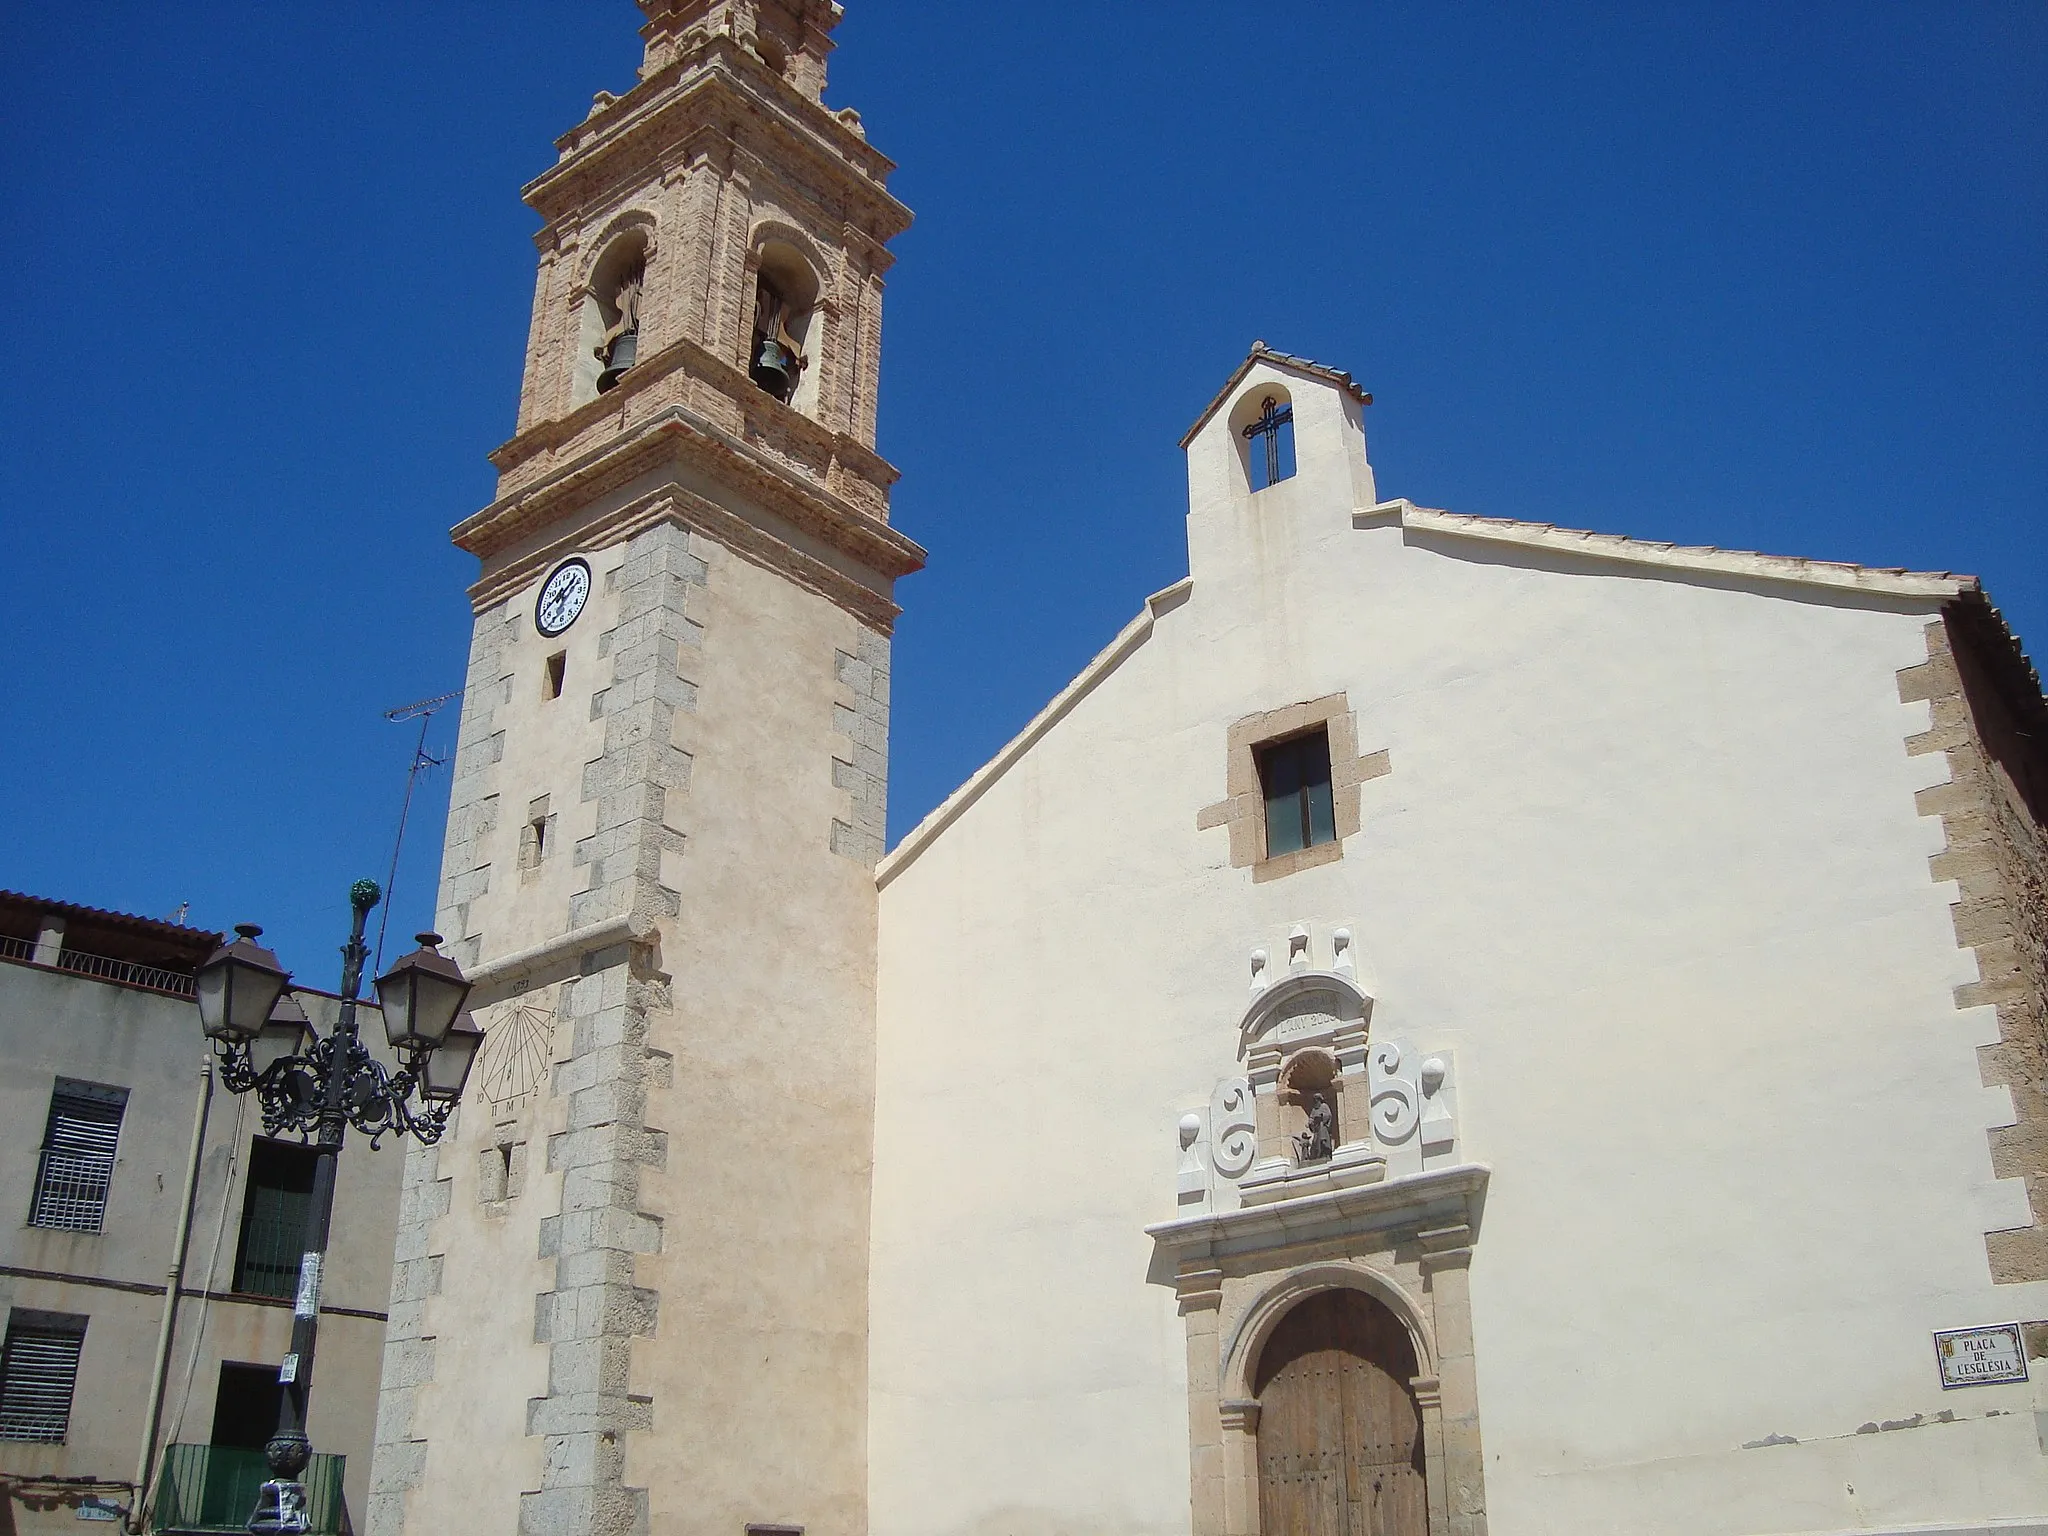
[1934,1322,2029,1389]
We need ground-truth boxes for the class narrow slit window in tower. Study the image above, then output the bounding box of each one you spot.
[544,651,567,700]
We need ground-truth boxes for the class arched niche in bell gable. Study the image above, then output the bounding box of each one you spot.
[1238,971,1373,1164]
[1229,380,1296,494]
[744,220,829,420]
[570,213,659,408]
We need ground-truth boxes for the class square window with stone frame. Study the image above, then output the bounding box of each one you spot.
[0,1309,88,1444]
[1258,727,1338,857]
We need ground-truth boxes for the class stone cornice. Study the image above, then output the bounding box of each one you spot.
[463,912,656,1010]
[1379,500,1976,602]
[488,330,899,495]
[460,344,923,592]
[1145,1163,1490,1263]
[528,43,908,240]
[466,477,904,635]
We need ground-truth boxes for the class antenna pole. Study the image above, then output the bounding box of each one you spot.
[373,690,462,975]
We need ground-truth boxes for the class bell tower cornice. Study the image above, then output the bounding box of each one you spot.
[529,23,906,243]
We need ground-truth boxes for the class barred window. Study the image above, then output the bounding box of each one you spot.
[0,1310,88,1443]
[28,1079,128,1232]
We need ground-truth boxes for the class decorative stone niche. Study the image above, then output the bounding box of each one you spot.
[1275,1047,1338,1158]
[1174,923,1463,1212]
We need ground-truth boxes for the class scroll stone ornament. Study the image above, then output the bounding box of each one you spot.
[1210,1076,1257,1180]
[1369,1039,1420,1144]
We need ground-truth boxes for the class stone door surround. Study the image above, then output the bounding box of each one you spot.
[1149,1164,1490,1535]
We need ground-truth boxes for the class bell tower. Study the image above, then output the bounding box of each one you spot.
[369,6,920,1536]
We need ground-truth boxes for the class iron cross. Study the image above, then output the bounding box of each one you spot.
[1241,394,1293,485]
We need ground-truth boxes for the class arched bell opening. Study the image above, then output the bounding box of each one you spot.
[573,232,651,406]
[1252,1288,1429,1534]
[748,240,822,415]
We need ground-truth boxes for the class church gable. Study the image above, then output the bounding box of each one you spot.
[871,347,2046,1533]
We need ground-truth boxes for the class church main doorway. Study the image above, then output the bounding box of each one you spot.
[1253,1288,1428,1535]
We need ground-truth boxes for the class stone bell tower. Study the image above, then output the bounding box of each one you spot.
[369,5,919,1535]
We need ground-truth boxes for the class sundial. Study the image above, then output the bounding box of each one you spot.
[474,992,556,1108]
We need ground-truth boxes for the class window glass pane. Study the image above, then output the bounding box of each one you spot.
[1259,738,1306,857]
[1265,790,1307,857]
[1305,777,1336,846]
[1301,732,1336,846]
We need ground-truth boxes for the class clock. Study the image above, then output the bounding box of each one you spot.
[535,558,592,638]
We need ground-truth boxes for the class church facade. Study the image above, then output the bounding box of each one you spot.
[369,4,2048,1534]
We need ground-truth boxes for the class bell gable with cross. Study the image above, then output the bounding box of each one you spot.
[1181,344,1380,588]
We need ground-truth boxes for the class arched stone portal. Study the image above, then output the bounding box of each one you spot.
[1253,1288,1428,1534]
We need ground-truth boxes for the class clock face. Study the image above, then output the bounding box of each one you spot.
[535,558,591,638]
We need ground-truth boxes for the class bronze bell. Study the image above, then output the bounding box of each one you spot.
[596,328,639,394]
[750,335,797,400]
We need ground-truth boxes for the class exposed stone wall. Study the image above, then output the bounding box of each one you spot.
[365,1139,453,1536]
[573,523,701,929]
[830,626,890,864]
[506,517,706,1536]
[442,604,521,970]
[1901,604,2048,1282]
[368,600,524,1535]
[524,955,669,1536]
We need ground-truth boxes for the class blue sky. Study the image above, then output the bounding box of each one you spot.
[1,2,2041,981]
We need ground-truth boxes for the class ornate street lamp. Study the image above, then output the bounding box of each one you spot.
[193,879,479,1535]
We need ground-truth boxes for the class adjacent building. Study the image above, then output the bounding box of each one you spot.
[0,892,403,1534]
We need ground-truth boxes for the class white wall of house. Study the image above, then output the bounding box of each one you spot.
[0,958,402,1534]
[869,358,2046,1534]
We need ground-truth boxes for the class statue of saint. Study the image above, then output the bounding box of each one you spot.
[1293,1093,1336,1165]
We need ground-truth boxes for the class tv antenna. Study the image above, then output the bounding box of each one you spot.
[375,690,463,974]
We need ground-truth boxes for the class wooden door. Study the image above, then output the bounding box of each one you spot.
[1254,1289,1427,1536]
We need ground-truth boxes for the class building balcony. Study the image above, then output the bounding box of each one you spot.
[151,1444,347,1535]
[0,930,197,998]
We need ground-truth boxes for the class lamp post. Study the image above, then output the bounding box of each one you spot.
[193,879,482,1535]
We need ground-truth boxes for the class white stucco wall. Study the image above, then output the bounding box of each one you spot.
[869,358,2047,1534]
